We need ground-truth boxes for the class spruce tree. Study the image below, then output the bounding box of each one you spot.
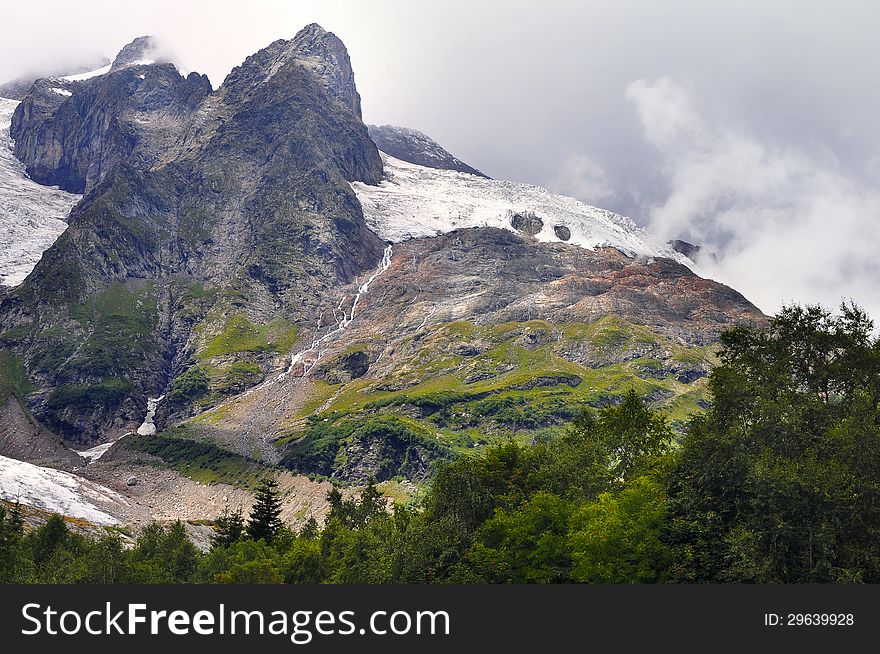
[0,503,31,583]
[299,516,319,540]
[212,507,245,548]
[247,477,283,543]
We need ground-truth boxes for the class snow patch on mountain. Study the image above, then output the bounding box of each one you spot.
[353,154,693,267]
[0,98,81,287]
[60,63,112,82]
[0,454,125,524]
[137,396,165,436]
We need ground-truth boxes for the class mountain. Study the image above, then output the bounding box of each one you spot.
[368,124,487,177]
[0,25,763,526]
[0,54,111,101]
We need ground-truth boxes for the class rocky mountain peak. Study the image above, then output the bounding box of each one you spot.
[221,23,360,119]
[111,35,180,71]
[0,22,768,513]
[287,23,362,118]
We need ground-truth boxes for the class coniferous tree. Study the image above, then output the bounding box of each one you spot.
[27,514,70,567]
[212,507,245,549]
[247,477,283,543]
[299,516,320,540]
[0,503,31,583]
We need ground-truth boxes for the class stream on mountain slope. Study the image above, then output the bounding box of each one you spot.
[276,243,394,381]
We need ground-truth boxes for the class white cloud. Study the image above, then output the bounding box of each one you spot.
[627,77,880,320]
[548,153,614,204]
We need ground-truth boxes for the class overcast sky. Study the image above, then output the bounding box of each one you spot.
[2,0,879,318]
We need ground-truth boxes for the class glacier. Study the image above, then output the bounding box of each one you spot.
[0,454,125,525]
[353,153,693,268]
[0,97,81,287]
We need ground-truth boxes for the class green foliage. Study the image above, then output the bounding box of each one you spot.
[0,351,33,402]
[0,324,33,345]
[665,303,880,582]
[247,478,283,543]
[125,430,265,488]
[68,282,159,377]
[569,477,670,583]
[1,507,127,583]
[591,389,674,484]
[0,504,32,583]
[13,304,880,585]
[28,329,77,376]
[326,481,386,529]
[280,538,326,583]
[125,522,200,583]
[294,318,714,477]
[460,492,573,583]
[279,414,452,481]
[211,361,263,394]
[46,378,132,412]
[198,314,296,359]
[200,539,283,583]
[169,367,210,403]
[212,507,245,549]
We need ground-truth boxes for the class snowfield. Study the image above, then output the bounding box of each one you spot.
[0,454,125,525]
[0,98,81,287]
[60,63,112,82]
[353,153,693,267]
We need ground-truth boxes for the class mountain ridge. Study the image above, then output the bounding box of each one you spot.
[367,124,487,177]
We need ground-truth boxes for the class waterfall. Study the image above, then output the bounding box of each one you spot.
[277,244,393,380]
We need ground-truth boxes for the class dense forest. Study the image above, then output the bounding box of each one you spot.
[3,303,880,583]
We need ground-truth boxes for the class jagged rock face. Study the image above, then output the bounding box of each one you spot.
[222,23,363,119]
[368,124,487,177]
[0,25,384,441]
[291,23,362,118]
[11,68,211,193]
[510,210,543,235]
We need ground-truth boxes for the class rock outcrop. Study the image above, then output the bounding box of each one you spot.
[668,239,701,260]
[11,66,211,193]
